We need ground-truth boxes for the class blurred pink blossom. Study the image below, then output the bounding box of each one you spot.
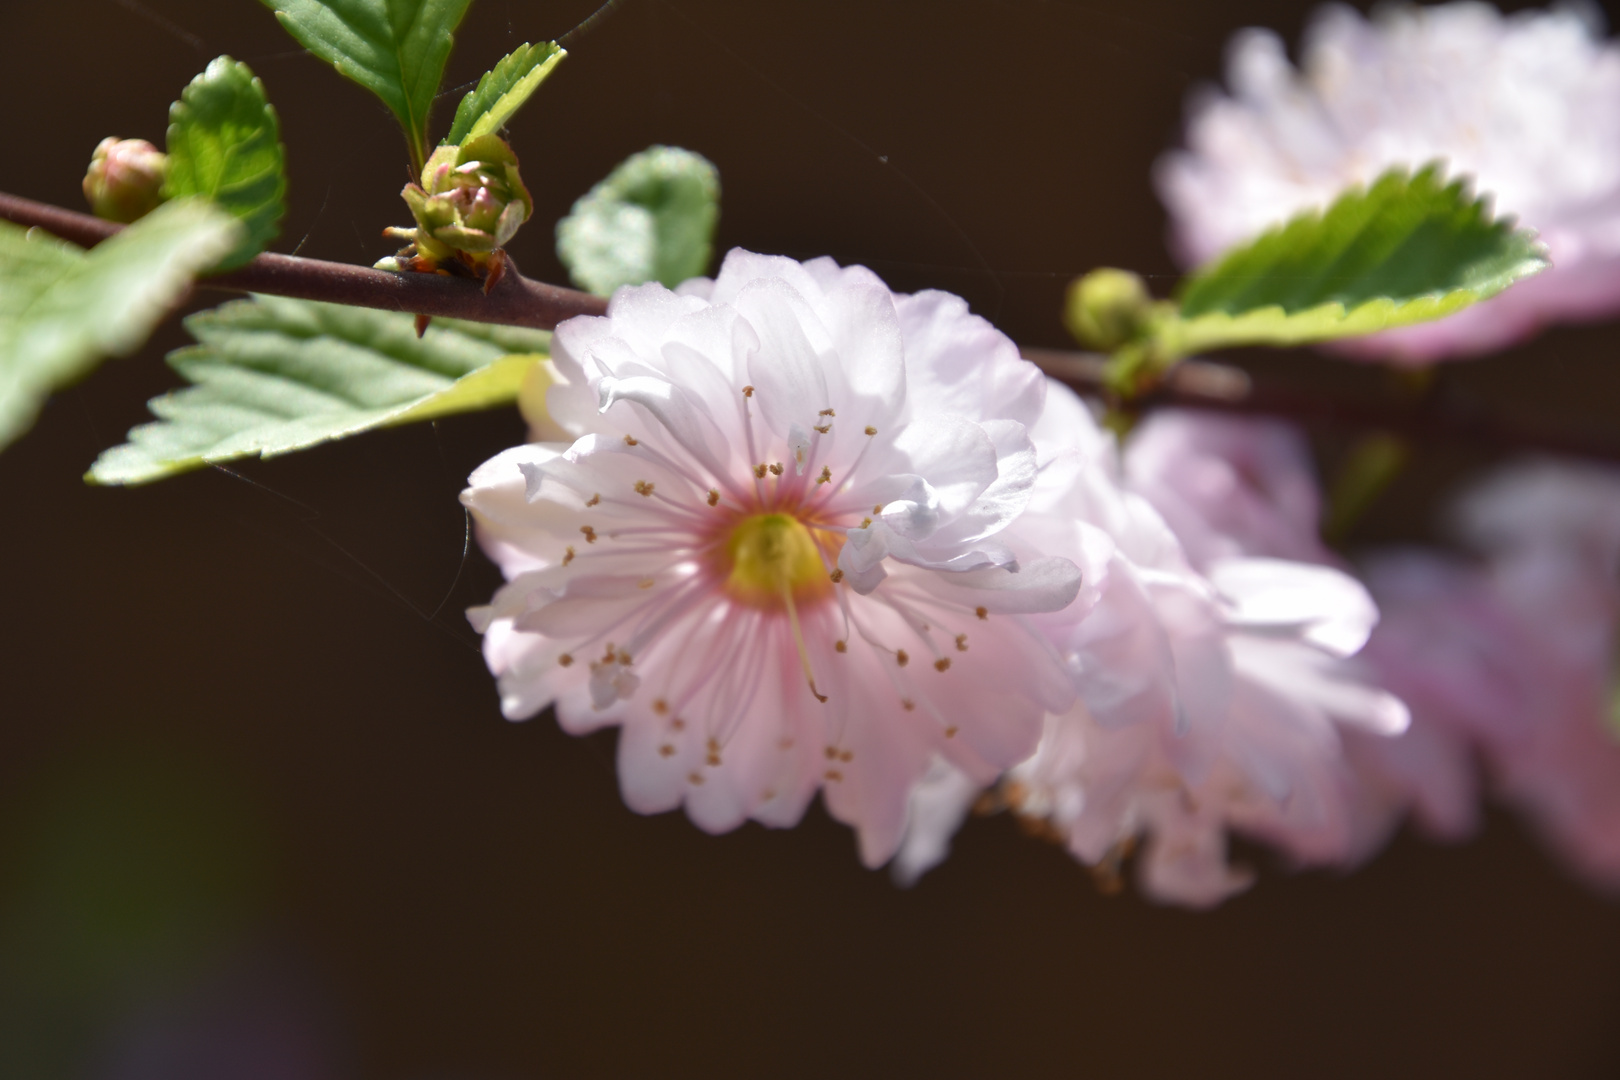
[899,401,1407,907]
[1158,2,1620,363]
[1365,461,1620,887]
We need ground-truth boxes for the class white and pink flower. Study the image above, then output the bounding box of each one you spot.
[1158,2,1620,362]
[463,250,1082,866]
[899,401,1408,906]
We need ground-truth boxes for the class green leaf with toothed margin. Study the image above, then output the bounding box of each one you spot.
[87,294,551,485]
[556,145,720,296]
[445,41,566,147]
[164,56,287,270]
[258,0,471,171]
[1160,163,1548,356]
[0,200,241,454]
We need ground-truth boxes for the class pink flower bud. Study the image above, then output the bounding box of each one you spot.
[82,137,168,224]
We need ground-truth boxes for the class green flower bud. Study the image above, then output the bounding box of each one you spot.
[82,137,168,224]
[398,135,533,268]
[1066,268,1154,352]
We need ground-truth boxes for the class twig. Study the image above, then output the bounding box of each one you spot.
[0,191,607,331]
[5,190,1619,462]
[1020,348,1620,462]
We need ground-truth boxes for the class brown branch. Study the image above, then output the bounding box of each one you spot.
[0,191,607,331]
[4,190,1618,462]
[1021,348,1620,463]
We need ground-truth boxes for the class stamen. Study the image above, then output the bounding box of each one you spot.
[754,464,768,479]
[562,546,576,566]
[633,480,655,497]
[688,772,704,785]
[819,408,835,417]
[824,769,843,782]
[857,518,872,529]
[768,463,784,476]
[864,426,877,436]
[816,467,832,485]
[580,525,598,543]
[586,493,601,507]
[830,568,845,584]
[872,504,883,514]
[742,385,755,397]
[896,649,910,667]
[975,606,989,620]
[955,634,968,651]
[653,699,670,715]
[902,699,915,711]
[707,489,720,506]
[835,640,847,653]
[781,581,829,703]
[934,657,951,672]
[659,743,676,757]
[623,435,639,446]
[944,725,958,738]
[558,654,574,667]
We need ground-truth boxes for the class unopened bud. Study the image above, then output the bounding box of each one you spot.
[1066,268,1153,352]
[83,137,168,224]
[399,134,533,268]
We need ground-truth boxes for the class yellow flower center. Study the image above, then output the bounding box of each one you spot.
[723,513,831,609]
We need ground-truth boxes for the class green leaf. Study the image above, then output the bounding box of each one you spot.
[444,41,565,147]
[87,295,551,485]
[0,200,242,453]
[164,56,287,270]
[556,145,720,296]
[1163,164,1548,357]
[259,0,472,171]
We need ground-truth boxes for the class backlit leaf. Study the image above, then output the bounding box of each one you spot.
[556,145,720,296]
[259,0,472,170]
[1164,164,1547,356]
[0,200,241,453]
[88,295,551,485]
[164,56,287,269]
[444,41,565,147]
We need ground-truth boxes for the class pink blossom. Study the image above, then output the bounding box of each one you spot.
[899,399,1406,906]
[1364,461,1620,888]
[1157,2,1620,363]
[463,250,1082,866]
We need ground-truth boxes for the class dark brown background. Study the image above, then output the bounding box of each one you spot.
[2,0,1619,1076]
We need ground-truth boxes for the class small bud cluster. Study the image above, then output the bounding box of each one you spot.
[386,134,532,292]
[82,137,168,224]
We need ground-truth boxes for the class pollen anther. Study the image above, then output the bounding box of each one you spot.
[955,634,968,651]
[586,493,601,507]
[864,426,877,436]
[707,489,720,506]
[975,606,989,620]
[633,480,655,496]
[896,649,910,667]
[816,467,832,484]
[935,657,952,672]
[768,462,784,476]
[580,525,598,543]
[562,546,576,566]
[558,654,574,667]
[624,435,639,446]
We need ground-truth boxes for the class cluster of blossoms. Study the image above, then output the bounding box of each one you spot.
[463,250,1485,906]
[1158,1,1620,362]
[456,2,1620,905]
